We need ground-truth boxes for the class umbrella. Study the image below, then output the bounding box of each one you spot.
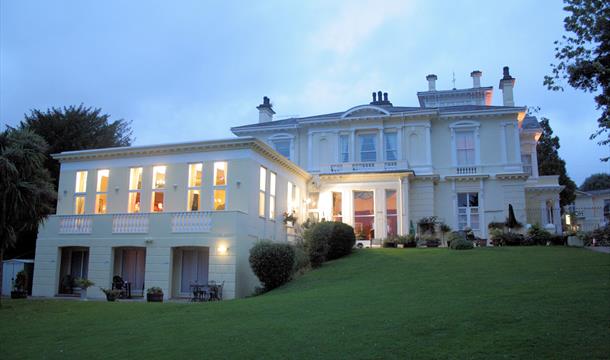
[506,204,517,230]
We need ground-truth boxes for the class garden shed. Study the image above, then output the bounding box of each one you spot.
[2,259,34,296]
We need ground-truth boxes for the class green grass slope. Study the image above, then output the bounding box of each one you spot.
[1,247,609,359]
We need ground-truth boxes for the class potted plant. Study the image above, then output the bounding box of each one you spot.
[146,287,164,302]
[10,270,28,299]
[439,223,451,247]
[74,278,94,300]
[401,234,417,248]
[100,288,121,302]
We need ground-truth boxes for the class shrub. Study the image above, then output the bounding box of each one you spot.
[304,222,333,267]
[292,246,310,274]
[448,232,474,250]
[488,222,506,231]
[549,235,565,246]
[146,286,163,295]
[327,222,356,260]
[397,234,416,247]
[492,232,524,246]
[383,237,398,248]
[249,241,296,290]
[426,238,440,247]
[418,216,437,234]
[582,225,610,246]
[526,224,553,245]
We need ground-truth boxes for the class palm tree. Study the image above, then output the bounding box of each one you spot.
[0,128,56,303]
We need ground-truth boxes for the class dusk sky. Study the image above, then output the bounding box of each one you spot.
[1,0,607,185]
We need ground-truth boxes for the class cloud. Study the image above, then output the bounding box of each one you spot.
[309,0,410,56]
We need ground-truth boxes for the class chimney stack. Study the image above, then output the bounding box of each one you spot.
[426,74,437,91]
[470,70,482,88]
[498,66,516,106]
[256,96,275,123]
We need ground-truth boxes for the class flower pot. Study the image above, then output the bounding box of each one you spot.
[147,293,164,302]
[10,290,27,299]
[79,288,88,301]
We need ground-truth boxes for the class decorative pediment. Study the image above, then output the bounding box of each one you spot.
[341,105,390,118]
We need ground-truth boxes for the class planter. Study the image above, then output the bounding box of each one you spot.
[147,293,164,302]
[10,290,27,299]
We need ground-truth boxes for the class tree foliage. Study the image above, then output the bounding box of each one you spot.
[19,104,133,189]
[580,172,610,191]
[0,127,56,296]
[544,0,610,160]
[536,118,577,207]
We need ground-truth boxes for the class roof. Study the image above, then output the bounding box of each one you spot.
[584,188,610,196]
[232,103,526,133]
[522,115,542,130]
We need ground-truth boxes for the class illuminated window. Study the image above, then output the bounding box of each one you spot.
[213,162,227,210]
[74,171,87,214]
[94,169,109,214]
[214,162,227,186]
[128,167,143,213]
[151,166,166,212]
[354,191,374,239]
[269,172,276,220]
[187,163,203,211]
[386,190,397,237]
[332,192,342,222]
[259,167,266,217]
[308,192,320,221]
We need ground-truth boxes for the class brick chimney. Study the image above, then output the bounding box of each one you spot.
[426,74,437,91]
[256,96,275,123]
[499,66,515,106]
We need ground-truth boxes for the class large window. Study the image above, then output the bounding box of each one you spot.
[95,169,109,214]
[128,167,143,213]
[386,190,398,237]
[259,167,266,217]
[339,134,349,163]
[457,192,479,230]
[358,133,377,162]
[151,166,166,212]
[272,139,291,159]
[187,163,203,211]
[74,171,88,214]
[332,192,342,222]
[384,132,398,161]
[354,191,374,239]
[269,172,276,220]
[455,131,475,166]
[213,162,227,210]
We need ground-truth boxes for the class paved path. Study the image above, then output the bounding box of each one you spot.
[586,246,610,254]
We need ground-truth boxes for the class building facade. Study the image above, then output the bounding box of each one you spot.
[32,66,563,300]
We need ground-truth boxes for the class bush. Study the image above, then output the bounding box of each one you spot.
[448,232,474,250]
[488,222,506,231]
[383,238,398,248]
[492,232,524,246]
[249,241,296,290]
[304,222,333,267]
[327,222,356,260]
[526,224,553,245]
[582,225,610,246]
[397,234,416,247]
[292,246,310,274]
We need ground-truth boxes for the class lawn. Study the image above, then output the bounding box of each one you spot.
[1,247,609,359]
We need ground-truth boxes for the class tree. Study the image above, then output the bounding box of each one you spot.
[0,128,56,301]
[20,104,133,190]
[537,118,577,207]
[544,0,610,160]
[580,172,610,191]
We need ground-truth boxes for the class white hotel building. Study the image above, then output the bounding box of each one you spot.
[32,67,563,299]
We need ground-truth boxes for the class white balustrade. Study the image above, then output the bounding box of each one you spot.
[171,212,212,233]
[325,160,409,174]
[59,216,92,234]
[456,166,478,175]
[113,214,149,233]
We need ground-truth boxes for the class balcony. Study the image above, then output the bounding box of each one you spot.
[52,211,236,237]
[321,160,410,174]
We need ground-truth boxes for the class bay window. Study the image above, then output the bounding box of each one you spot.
[457,192,479,230]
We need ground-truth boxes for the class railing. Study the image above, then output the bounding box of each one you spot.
[113,214,149,233]
[171,212,212,233]
[324,160,409,174]
[59,216,93,234]
[455,166,478,175]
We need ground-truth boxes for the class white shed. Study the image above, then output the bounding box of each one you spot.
[2,259,34,296]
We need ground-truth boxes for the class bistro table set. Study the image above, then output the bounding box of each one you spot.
[189,281,224,302]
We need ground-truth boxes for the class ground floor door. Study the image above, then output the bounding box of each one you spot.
[354,191,375,240]
[179,248,209,294]
[120,248,146,296]
[58,247,89,294]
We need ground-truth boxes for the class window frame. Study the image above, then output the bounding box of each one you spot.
[339,134,349,163]
[358,132,377,163]
[74,170,88,215]
[128,167,143,213]
[269,171,276,220]
[187,163,203,211]
[95,169,109,214]
[384,131,398,161]
[450,121,480,167]
[259,166,267,218]
[457,192,479,230]
[151,165,167,212]
[213,161,228,211]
